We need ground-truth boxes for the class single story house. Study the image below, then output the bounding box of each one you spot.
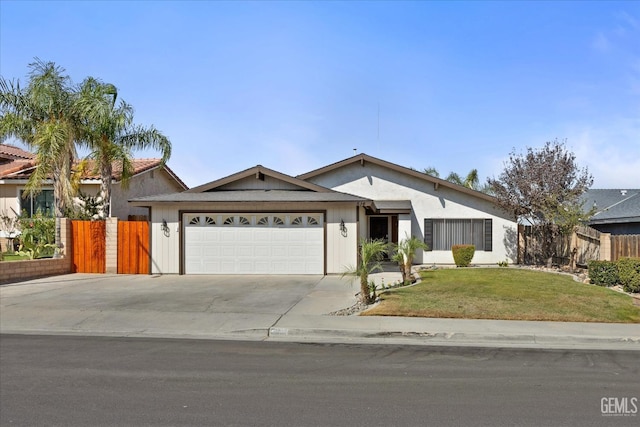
[131,153,517,275]
[0,143,188,221]
[582,189,640,235]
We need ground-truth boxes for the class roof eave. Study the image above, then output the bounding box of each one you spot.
[589,217,640,225]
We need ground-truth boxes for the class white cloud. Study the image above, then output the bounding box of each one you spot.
[569,122,640,188]
[617,11,640,30]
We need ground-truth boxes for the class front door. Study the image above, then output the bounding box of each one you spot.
[369,216,389,242]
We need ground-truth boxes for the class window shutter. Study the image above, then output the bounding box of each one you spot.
[484,219,493,252]
[424,219,433,251]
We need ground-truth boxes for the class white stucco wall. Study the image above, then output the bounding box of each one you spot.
[0,184,18,217]
[111,168,185,220]
[146,201,359,275]
[307,162,518,265]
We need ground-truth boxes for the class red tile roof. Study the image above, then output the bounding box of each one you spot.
[0,144,187,189]
[76,158,165,181]
[0,144,35,160]
[0,144,36,178]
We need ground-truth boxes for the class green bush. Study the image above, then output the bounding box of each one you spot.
[452,245,475,267]
[17,211,56,259]
[617,258,640,293]
[588,260,619,287]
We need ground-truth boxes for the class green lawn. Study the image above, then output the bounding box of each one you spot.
[0,253,30,261]
[363,268,640,323]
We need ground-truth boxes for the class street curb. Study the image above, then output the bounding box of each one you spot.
[268,327,640,350]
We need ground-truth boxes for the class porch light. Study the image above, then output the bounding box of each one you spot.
[340,219,348,237]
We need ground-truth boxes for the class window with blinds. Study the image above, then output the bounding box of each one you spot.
[424,218,492,251]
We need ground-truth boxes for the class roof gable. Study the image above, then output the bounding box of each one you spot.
[298,153,496,202]
[78,159,187,189]
[185,165,333,193]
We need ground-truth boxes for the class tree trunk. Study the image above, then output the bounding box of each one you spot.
[360,275,370,304]
[398,262,406,284]
[404,263,412,284]
[100,160,113,218]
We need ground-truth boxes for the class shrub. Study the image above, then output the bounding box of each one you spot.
[588,260,619,287]
[452,244,475,267]
[617,258,640,293]
[17,211,56,259]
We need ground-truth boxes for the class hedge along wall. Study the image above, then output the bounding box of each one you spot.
[0,257,72,284]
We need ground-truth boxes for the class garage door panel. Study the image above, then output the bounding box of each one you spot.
[271,233,288,243]
[271,246,287,257]
[185,213,323,274]
[185,246,202,257]
[236,246,253,257]
[254,246,270,257]
[306,246,323,257]
[254,230,271,241]
[236,230,254,242]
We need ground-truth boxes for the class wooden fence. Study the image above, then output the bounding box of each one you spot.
[573,225,601,266]
[117,220,149,274]
[71,219,149,274]
[518,225,638,266]
[611,235,640,261]
[71,220,106,273]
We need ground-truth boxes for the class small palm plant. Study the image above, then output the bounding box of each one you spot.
[392,233,428,284]
[343,238,387,304]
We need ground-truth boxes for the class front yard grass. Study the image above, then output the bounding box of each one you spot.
[362,268,640,323]
[0,252,30,261]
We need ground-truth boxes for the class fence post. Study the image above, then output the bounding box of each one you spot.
[569,228,578,270]
[58,218,73,272]
[517,224,525,264]
[105,217,118,274]
[599,233,612,261]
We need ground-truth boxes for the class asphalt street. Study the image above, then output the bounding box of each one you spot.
[1,335,638,426]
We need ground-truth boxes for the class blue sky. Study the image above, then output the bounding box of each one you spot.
[1,1,639,189]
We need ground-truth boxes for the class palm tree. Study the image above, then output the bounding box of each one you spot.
[423,166,440,177]
[0,59,80,218]
[463,169,480,190]
[425,167,484,191]
[76,78,171,217]
[0,60,84,255]
[445,171,464,186]
[391,233,428,284]
[342,238,387,304]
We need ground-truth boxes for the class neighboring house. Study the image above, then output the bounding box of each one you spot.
[582,189,640,235]
[0,143,188,221]
[130,153,517,275]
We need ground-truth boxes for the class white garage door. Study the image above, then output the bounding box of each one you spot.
[184,213,324,274]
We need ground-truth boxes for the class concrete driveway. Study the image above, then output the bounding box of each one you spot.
[0,273,358,339]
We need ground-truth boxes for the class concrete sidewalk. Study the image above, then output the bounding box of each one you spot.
[1,273,639,350]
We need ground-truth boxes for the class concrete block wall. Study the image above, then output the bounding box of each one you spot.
[59,218,72,258]
[0,258,71,284]
[0,218,73,284]
[105,218,118,274]
[600,233,612,261]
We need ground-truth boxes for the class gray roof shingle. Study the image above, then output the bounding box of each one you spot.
[130,190,372,204]
[583,189,640,224]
